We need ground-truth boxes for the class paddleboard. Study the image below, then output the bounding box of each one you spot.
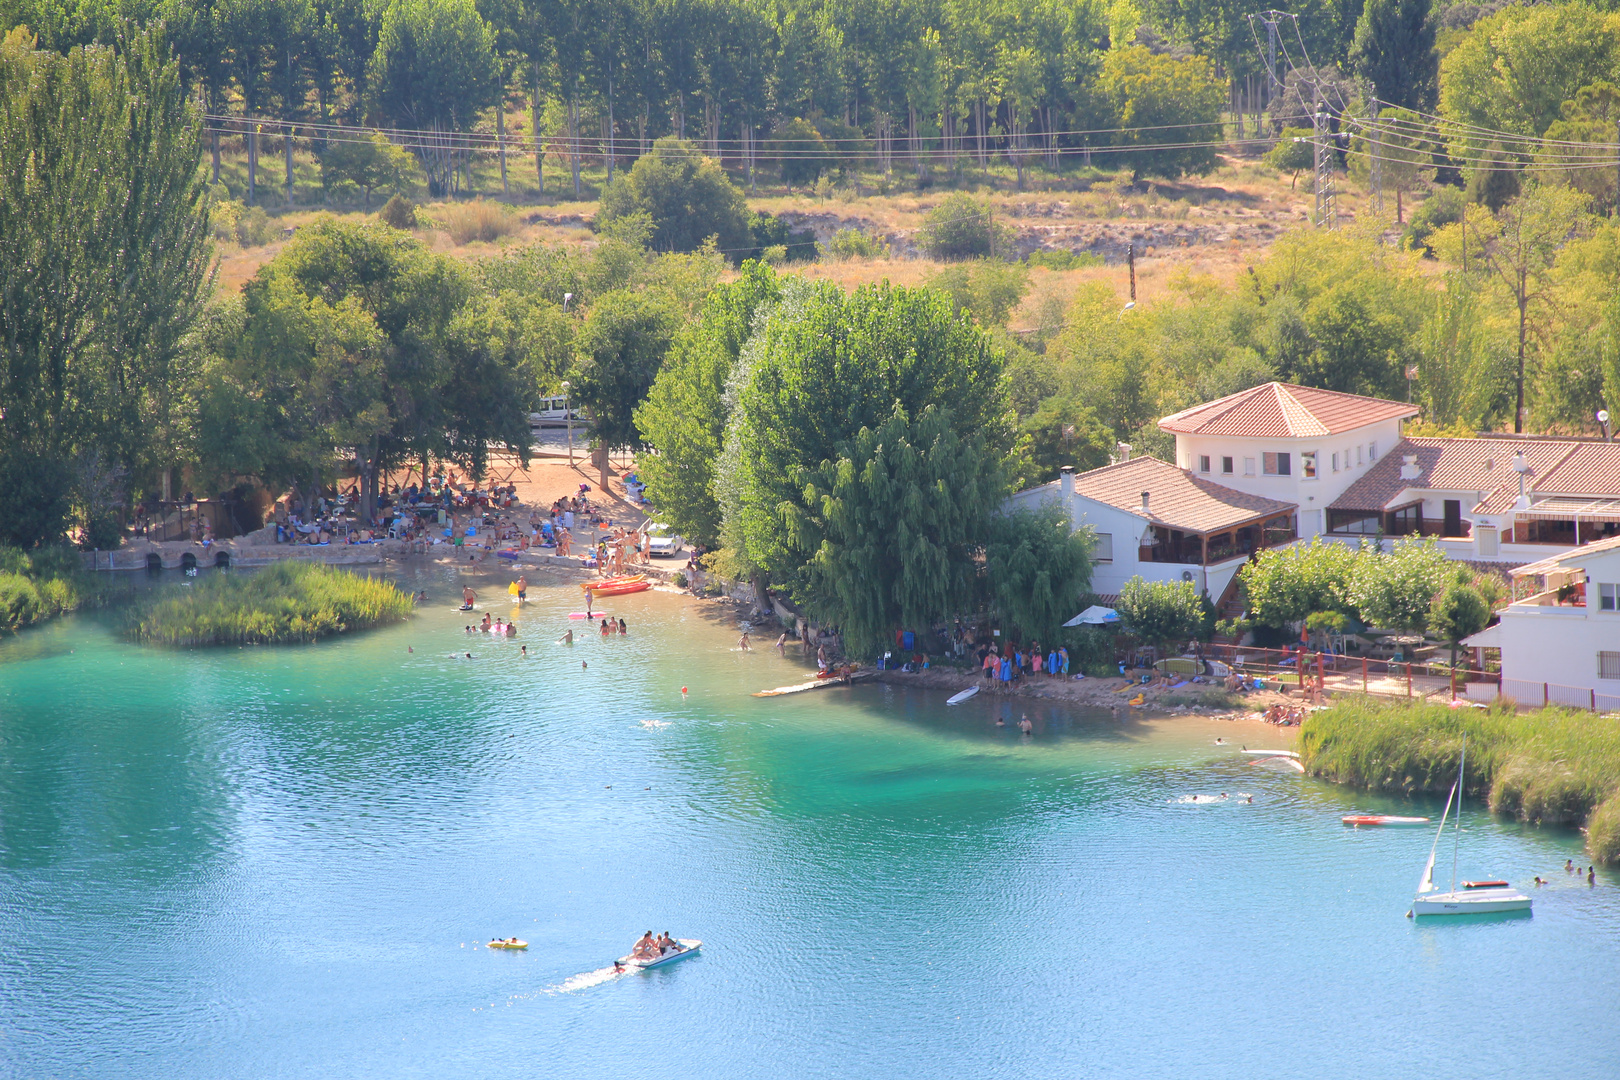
[946,685,979,705]
[568,612,610,619]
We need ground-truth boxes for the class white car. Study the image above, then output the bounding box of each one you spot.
[645,523,683,557]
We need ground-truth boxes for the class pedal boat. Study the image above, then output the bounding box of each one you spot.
[487,939,528,949]
[618,939,701,970]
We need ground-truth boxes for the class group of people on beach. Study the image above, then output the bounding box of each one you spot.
[978,641,1070,685]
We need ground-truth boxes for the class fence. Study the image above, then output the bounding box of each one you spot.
[1174,642,1620,714]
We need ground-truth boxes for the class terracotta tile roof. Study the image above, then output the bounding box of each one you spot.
[1065,456,1296,534]
[1331,437,1581,512]
[1157,383,1419,438]
[1535,442,1620,495]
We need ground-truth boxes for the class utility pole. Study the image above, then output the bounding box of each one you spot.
[1313,99,1335,230]
[1368,94,1383,217]
[1128,243,1137,302]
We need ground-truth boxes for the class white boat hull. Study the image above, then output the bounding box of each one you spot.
[619,939,702,970]
[946,686,979,705]
[1411,888,1531,915]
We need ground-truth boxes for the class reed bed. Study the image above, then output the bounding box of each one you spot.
[0,546,116,634]
[440,200,519,245]
[1300,697,1620,863]
[133,562,412,647]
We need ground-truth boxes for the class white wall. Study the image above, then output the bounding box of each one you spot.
[1496,547,1620,694]
[1173,417,1405,539]
[1008,483,1245,600]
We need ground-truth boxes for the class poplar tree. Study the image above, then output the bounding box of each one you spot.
[1350,0,1437,113]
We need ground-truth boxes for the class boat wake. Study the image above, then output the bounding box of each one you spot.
[639,719,670,730]
[1170,793,1251,804]
[544,965,627,994]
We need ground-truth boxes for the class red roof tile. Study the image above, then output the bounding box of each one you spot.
[1158,383,1419,438]
[1331,437,1581,512]
[1065,456,1296,534]
[1534,442,1620,496]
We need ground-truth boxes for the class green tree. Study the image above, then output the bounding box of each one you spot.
[1018,395,1115,484]
[573,288,682,451]
[597,137,752,255]
[1350,0,1437,112]
[1429,579,1490,671]
[1094,45,1224,181]
[1536,82,1620,209]
[367,0,501,196]
[1264,127,1315,190]
[319,131,417,208]
[768,116,833,188]
[725,280,1012,601]
[925,259,1030,326]
[918,192,1008,261]
[985,503,1095,645]
[1116,576,1203,653]
[0,25,212,545]
[634,262,781,549]
[1346,537,1451,631]
[794,404,1008,657]
[1237,539,1359,630]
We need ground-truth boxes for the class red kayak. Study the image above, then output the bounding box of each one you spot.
[1342,814,1431,827]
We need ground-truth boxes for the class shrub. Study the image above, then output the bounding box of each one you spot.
[925,259,1030,327]
[442,199,518,245]
[1403,187,1466,255]
[0,572,42,632]
[768,117,833,188]
[749,212,818,262]
[1024,249,1102,270]
[597,137,752,256]
[132,562,413,646]
[0,545,107,634]
[379,194,419,230]
[670,571,688,590]
[236,204,278,246]
[1300,697,1620,863]
[823,227,888,260]
[918,192,1012,260]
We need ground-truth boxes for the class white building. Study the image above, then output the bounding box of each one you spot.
[1466,535,1620,708]
[1008,454,1296,605]
[1157,382,1419,540]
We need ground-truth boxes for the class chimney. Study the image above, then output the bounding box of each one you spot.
[1399,453,1421,481]
[1060,466,1074,496]
[1140,490,1151,516]
[1117,442,1132,462]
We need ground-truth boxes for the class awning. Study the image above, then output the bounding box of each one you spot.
[1065,605,1120,627]
[1461,624,1503,649]
[1515,496,1620,521]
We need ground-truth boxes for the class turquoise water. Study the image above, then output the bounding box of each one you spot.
[2,566,1618,1079]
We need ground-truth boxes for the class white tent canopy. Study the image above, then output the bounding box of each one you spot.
[1064,605,1120,627]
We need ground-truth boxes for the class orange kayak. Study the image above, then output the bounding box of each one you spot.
[591,581,651,597]
[581,575,644,590]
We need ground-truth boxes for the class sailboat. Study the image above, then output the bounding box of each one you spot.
[1410,735,1531,917]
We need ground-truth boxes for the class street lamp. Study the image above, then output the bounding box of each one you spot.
[561,380,573,465]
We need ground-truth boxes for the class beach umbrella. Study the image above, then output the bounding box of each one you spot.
[1064,606,1120,627]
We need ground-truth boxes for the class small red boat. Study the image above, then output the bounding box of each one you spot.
[1342,814,1432,827]
[590,580,651,597]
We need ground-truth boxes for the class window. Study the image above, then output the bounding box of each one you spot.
[1601,651,1620,680]
[1357,445,1364,466]
[1222,456,1234,474]
[1301,452,1317,479]
[1244,457,1256,476]
[1602,583,1619,612]
[1198,455,1211,473]
[1369,441,1378,460]
[1263,452,1291,476]
[1332,452,1340,472]
[1328,510,1381,534]
[1389,505,1421,534]
[1091,532,1114,563]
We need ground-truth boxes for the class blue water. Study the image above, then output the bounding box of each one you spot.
[1,566,1617,1079]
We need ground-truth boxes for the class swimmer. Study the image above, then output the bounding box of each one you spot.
[775,633,787,654]
[582,660,588,670]
[1244,795,1252,803]
[465,652,473,659]
[738,631,751,651]
[462,585,476,609]
[515,574,527,602]
[1018,714,1033,734]
[601,618,611,636]
[1534,876,1545,886]
[520,645,527,657]
[560,628,574,645]
[1215,737,1224,745]
[407,646,413,653]
[995,716,1006,727]
[1566,859,1575,873]
[618,618,626,635]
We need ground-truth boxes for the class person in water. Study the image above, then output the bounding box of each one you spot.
[601,618,612,636]
[515,575,527,602]
[738,631,751,650]
[462,585,476,610]
[1018,714,1033,734]
[560,628,574,644]
[618,618,627,635]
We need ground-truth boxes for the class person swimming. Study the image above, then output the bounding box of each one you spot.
[618,618,627,635]
[560,628,574,644]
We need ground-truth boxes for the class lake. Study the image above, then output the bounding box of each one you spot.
[2,565,1616,1079]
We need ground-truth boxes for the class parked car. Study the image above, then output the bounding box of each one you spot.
[645,523,683,557]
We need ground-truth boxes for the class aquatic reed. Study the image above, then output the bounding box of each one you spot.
[1300,697,1620,863]
[133,562,412,646]
[0,545,114,634]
